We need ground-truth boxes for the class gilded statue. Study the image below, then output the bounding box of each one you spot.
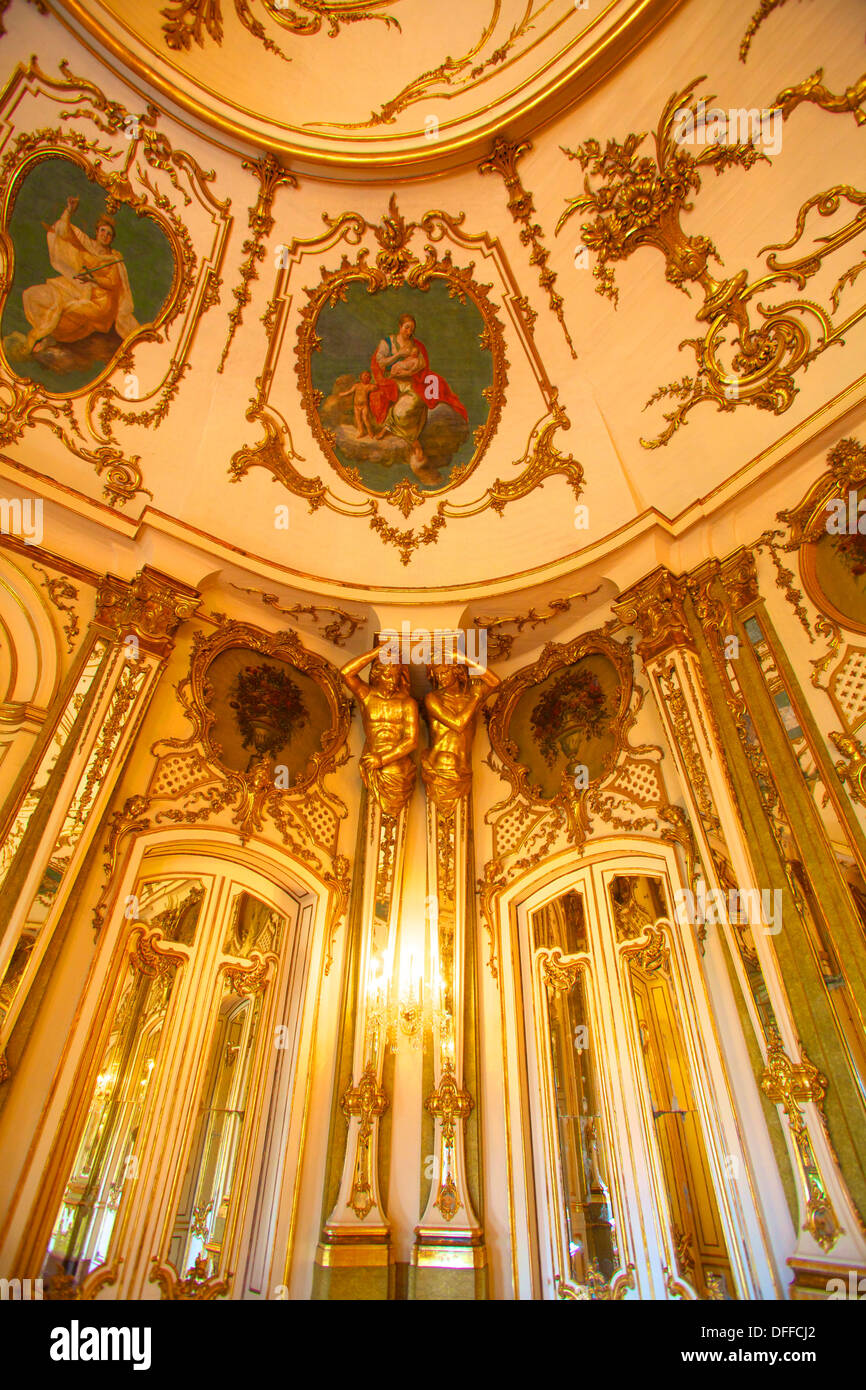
[421,655,500,817]
[340,643,419,818]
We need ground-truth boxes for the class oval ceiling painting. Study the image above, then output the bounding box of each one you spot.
[303,278,501,497]
[1,155,178,396]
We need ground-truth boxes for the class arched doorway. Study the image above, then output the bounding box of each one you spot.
[498,840,781,1300]
[14,835,325,1300]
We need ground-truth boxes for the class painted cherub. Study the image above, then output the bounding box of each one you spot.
[337,371,385,439]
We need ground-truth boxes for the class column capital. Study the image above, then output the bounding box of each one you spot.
[95,566,200,655]
[613,566,693,661]
[719,549,760,611]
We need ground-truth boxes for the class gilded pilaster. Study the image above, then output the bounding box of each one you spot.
[0,567,199,1087]
[409,798,487,1299]
[314,795,405,1297]
[683,560,866,1262]
[614,564,866,1276]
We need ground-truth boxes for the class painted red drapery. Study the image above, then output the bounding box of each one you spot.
[369,336,467,424]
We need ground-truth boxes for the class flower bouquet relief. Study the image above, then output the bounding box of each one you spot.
[530,666,609,772]
[229,663,309,762]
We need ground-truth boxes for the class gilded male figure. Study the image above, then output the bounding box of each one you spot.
[421,654,500,817]
[340,643,419,818]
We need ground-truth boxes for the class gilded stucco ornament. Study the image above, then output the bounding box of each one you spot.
[128,923,188,979]
[31,562,80,652]
[139,623,353,876]
[43,1262,121,1300]
[308,1,545,130]
[341,1062,389,1221]
[479,137,577,358]
[718,550,760,612]
[161,0,400,54]
[773,68,866,126]
[220,950,278,996]
[620,921,672,976]
[738,0,794,62]
[778,437,866,550]
[231,196,582,564]
[91,621,352,972]
[425,1060,473,1222]
[774,439,866,674]
[473,584,602,661]
[613,568,693,662]
[760,1033,840,1253]
[422,656,499,817]
[340,642,418,819]
[539,947,579,993]
[480,629,667,974]
[218,153,297,374]
[95,567,200,655]
[754,531,815,641]
[557,76,866,448]
[0,60,230,506]
[486,629,640,846]
[556,1262,636,1301]
[230,584,366,647]
[149,1254,231,1300]
[829,731,866,805]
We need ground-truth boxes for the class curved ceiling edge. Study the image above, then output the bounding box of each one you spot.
[46,0,683,178]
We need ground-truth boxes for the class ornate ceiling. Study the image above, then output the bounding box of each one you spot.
[0,0,863,607]
[47,0,679,173]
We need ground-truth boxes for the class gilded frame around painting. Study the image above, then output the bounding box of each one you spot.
[0,146,185,398]
[0,58,231,505]
[487,630,636,835]
[294,242,506,503]
[160,621,352,798]
[779,437,866,636]
[231,196,583,564]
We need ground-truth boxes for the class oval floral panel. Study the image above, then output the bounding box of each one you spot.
[1,155,178,396]
[204,646,335,781]
[803,486,866,635]
[304,278,500,496]
[509,653,625,801]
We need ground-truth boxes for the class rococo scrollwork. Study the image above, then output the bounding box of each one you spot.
[557,74,866,449]
[0,58,231,505]
[231,195,583,564]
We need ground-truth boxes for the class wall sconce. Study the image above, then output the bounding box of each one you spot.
[396,955,424,1050]
[365,952,441,1055]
